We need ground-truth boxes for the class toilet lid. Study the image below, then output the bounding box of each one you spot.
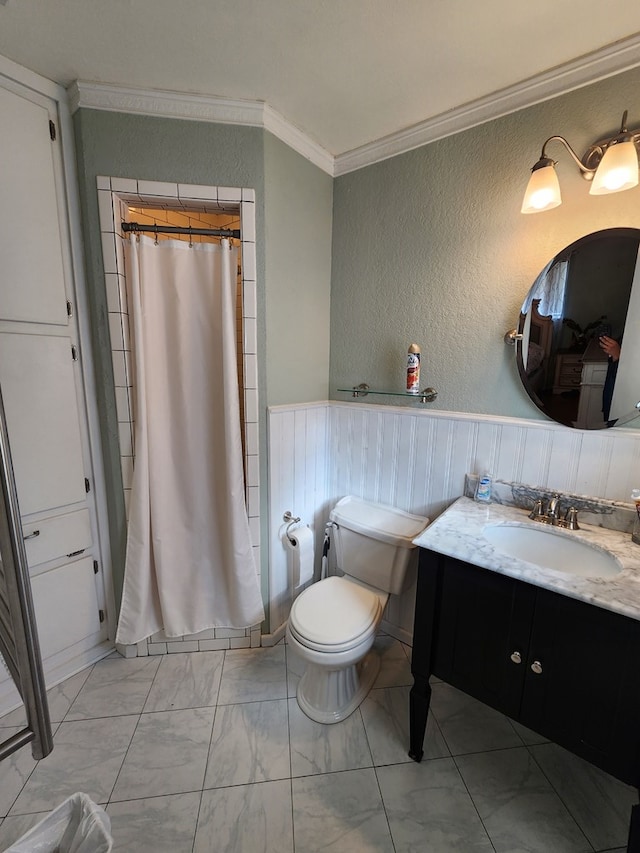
[289,576,381,646]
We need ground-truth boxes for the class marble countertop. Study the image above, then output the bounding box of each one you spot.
[413,496,640,622]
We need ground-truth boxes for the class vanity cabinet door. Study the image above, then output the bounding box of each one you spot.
[433,556,535,720]
[521,588,640,787]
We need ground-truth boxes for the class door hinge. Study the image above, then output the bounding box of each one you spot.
[66,300,73,317]
[93,560,99,574]
[98,609,105,623]
[84,477,91,493]
[49,119,56,141]
[66,548,85,558]
[71,344,78,361]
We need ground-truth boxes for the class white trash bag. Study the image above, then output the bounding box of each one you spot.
[6,792,112,853]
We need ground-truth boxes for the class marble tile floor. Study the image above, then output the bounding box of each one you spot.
[0,636,635,853]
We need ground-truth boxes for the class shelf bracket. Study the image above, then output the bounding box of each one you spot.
[419,388,438,403]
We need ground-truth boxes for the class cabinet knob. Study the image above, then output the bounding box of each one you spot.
[510,651,522,664]
[530,660,543,675]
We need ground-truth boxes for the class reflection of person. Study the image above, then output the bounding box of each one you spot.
[599,335,621,425]
[599,335,621,361]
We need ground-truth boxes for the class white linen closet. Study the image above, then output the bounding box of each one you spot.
[0,56,112,715]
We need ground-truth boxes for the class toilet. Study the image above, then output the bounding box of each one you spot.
[286,495,428,724]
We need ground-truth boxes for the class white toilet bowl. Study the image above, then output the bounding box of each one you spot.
[286,495,429,725]
[286,575,388,724]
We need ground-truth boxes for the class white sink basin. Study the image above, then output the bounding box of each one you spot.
[482,523,622,578]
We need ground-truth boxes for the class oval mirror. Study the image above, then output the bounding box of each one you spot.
[516,228,640,429]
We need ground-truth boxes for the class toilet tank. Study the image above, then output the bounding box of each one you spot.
[329,496,429,595]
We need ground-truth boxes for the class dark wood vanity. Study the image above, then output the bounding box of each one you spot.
[409,548,640,851]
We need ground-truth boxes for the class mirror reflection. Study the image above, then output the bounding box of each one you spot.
[516,228,640,429]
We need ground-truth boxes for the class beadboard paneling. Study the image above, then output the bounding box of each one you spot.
[268,404,329,633]
[268,401,640,640]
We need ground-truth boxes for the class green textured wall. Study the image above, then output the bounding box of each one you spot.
[330,65,640,417]
[264,133,333,404]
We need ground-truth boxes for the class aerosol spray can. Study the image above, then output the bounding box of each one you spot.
[407,343,421,394]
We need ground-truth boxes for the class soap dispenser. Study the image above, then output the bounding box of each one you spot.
[475,473,493,504]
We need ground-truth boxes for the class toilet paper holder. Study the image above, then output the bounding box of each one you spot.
[283,511,301,543]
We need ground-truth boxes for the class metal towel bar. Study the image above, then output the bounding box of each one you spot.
[0,386,52,761]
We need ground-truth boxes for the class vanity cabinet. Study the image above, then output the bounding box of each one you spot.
[426,554,535,721]
[410,549,640,788]
[520,586,640,780]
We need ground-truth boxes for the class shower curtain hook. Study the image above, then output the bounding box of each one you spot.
[188,226,193,249]
[154,224,158,246]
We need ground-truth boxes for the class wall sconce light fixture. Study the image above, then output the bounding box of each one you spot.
[521,111,640,214]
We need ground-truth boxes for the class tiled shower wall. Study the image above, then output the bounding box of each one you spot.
[97,177,262,654]
[268,401,640,643]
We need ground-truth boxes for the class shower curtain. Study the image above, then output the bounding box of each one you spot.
[116,235,265,645]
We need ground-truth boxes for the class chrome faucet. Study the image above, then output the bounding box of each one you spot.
[546,495,560,523]
[528,495,579,529]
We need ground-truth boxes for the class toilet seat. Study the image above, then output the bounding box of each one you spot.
[288,576,382,653]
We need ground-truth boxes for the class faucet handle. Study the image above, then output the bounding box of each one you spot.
[564,507,580,530]
[528,499,544,520]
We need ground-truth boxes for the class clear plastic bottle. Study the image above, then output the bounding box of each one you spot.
[475,473,493,503]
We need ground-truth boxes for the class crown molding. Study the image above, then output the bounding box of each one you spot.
[262,103,334,176]
[69,81,335,176]
[69,81,266,125]
[70,32,640,180]
[0,52,65,102]
[334,32,640,176]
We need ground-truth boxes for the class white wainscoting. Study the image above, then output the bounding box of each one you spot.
[268,401,640,642]
[268,403,330,636]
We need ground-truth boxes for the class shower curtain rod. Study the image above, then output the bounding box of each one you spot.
[122,221,241,239]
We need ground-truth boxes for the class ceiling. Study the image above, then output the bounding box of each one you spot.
[2,0,640,163]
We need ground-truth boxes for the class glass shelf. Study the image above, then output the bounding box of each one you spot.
[337,383,438,404]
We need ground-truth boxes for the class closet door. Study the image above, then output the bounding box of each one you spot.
[0,333,86,516]
[0,84,68,325]
[30,557,103,660]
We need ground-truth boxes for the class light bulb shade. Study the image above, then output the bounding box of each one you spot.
[521,163,562,214]
[589,140,639,195]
